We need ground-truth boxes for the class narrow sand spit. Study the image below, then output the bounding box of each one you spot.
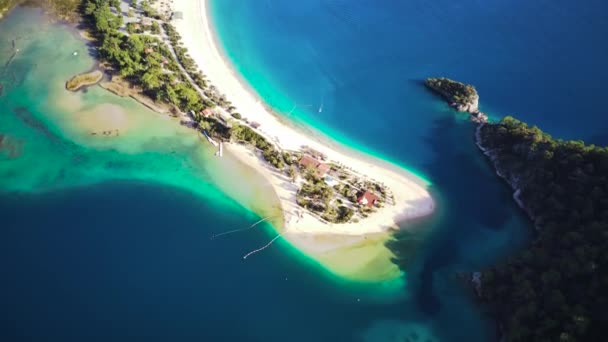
[172,0,434,236]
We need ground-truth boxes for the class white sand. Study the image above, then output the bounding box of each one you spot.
[172,0,435,236]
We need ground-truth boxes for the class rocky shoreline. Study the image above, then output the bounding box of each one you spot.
[475,124,535,221]
[469,113,608,341]
[425,77,528,222]
[427,77,531,342]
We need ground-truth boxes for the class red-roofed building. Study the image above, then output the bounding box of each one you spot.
[357,190,378,207]
[316,163,330,176]
[298,155,330,177]
[298,155,318,169]
[202,108,214,118]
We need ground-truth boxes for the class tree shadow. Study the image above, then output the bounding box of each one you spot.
[587,127,608,146]
[385,113,524,316]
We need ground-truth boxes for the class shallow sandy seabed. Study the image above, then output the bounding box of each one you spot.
[35,77,403,282]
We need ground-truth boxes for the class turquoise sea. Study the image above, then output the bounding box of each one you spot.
[1,0,607,341]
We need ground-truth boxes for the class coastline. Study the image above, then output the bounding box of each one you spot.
[475,124,530,219]
[172,0,435,236]
[470,115,608,341]
[65,69,103,91]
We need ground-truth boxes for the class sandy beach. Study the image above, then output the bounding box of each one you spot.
[171,0,434,236]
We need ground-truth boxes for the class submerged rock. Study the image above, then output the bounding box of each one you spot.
[470,110,488,124]
[0,133,23,159]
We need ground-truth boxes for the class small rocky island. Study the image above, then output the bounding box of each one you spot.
[65,69,103,91]
[428,76,608,342]
[425,77,488,123]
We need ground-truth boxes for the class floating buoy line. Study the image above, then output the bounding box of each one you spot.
[242,233,285,260]
[210,215,285,259]
[210,215,276,240]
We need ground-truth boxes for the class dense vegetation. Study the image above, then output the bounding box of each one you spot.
[82,0,210,113]
[79,0,372,226]
[0,0,20,17]
[477,116,608,342]
[230,124,285,169]
[162,21,231,108]
[425,77,477,108]
[162,22,208,90]
[81,0,290,172]
[139,0,159,19]
[297,178,333,213]
[295,166,357,223]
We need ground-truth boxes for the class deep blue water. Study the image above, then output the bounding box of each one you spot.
[211,0,608,167]
[209,0,608,340]
[0,182,428,342]
[2,0,608,341]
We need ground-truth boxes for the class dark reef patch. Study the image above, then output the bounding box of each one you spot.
[12,106,61,143]
[0,133,23,159]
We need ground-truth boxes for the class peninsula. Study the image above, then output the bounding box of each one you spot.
[428,77,608,341]
[79,0,434,239]
[171,0,434,235]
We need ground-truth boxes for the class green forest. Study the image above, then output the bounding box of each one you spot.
[477,117,608,342]
[425,77,477,107]
[82,0,212,113]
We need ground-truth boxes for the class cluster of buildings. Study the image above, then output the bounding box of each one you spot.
[297,155,378,208]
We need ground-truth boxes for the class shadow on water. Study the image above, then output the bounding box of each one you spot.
[386,112,529,317]
[587,126,608,146]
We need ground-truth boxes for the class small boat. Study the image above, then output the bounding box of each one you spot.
[202,130,218,147]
